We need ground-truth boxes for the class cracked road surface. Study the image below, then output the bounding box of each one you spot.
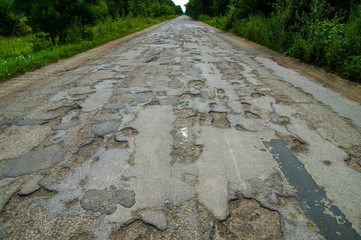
[1,16,361,239]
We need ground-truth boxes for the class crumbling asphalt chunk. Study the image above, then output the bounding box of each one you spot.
[91,120,121,137]
[0,145,64,179]
[18,175,43,196]
[140,210,167,231]
[103,103,126,110]
[15,119,49,126]
[80,189,135,215]
[51,120,82,131]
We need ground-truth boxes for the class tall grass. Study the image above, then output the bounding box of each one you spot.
[0,35,34,59]
[200,12,361,83]
[0,16,176,82]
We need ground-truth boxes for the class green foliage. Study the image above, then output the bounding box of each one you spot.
[0,0,183,82]
[32,33,52,51]
[190,0,361,82]
[0,35,33,59]
[0,0,16,36]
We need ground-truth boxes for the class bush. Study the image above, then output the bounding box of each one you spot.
[32,32,52,51]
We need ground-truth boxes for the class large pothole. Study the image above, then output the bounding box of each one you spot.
[214,197,282,240]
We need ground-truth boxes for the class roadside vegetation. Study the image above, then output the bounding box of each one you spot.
[0,0,183,82]
[186,0,361,83]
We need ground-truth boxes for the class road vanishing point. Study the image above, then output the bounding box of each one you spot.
[0,16,361,240]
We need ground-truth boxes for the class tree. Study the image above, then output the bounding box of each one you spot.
[0,0,16,36]
[29,0,108,43]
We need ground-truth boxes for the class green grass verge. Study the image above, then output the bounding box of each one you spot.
[0,16,176,83]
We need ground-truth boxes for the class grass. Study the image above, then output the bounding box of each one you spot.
[0,16,176,82]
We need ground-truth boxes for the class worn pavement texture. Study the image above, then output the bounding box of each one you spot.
[0,16,361,239]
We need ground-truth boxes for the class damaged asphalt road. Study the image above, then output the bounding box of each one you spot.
[0,16,361,239]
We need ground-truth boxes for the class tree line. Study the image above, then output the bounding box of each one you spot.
[0,0,183,41]
[185,0,361,82]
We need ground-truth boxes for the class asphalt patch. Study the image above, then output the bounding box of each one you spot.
[264,139,361,239]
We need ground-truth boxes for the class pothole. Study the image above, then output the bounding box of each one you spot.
[344,154,361,172]
[251,93,265,98]
[214,196,282,240]
[269,113,290,125]
[276,133,307,152]
[241,102,251,108]
[121,127,138,136]
[171,144,203,165]
[180,93,202,99]
[341,145,361,172]
[209,103,217,108]
[74,137,103,165]
[107,136,129,149]
[245,111,260,119]
[170,109,203,165]
[110,220,162,239]
[111,198,214,239]
[209,111,230,128]
[189,80,205,88]
[323,160,332,166]
[236,125,247,131]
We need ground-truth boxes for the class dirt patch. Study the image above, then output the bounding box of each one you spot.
[111,220,162,240]
[171,109,203,165]
[1,204,93,239]
[70,232,96,240]
[214,197,282,240]
[111,198,214,240]
[107,136,129,149]
[342,145,361,172]
[209,111,230,128]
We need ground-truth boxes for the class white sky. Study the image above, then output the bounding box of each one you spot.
[172,0,189,13]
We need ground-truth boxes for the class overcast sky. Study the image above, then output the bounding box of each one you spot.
[173,0,188,13]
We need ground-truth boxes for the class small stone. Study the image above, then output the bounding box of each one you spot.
[141,210,167,231]
[91,120,121,136]
[51,120,81,131]
[358,160,361,167]
[18,175,43,196]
